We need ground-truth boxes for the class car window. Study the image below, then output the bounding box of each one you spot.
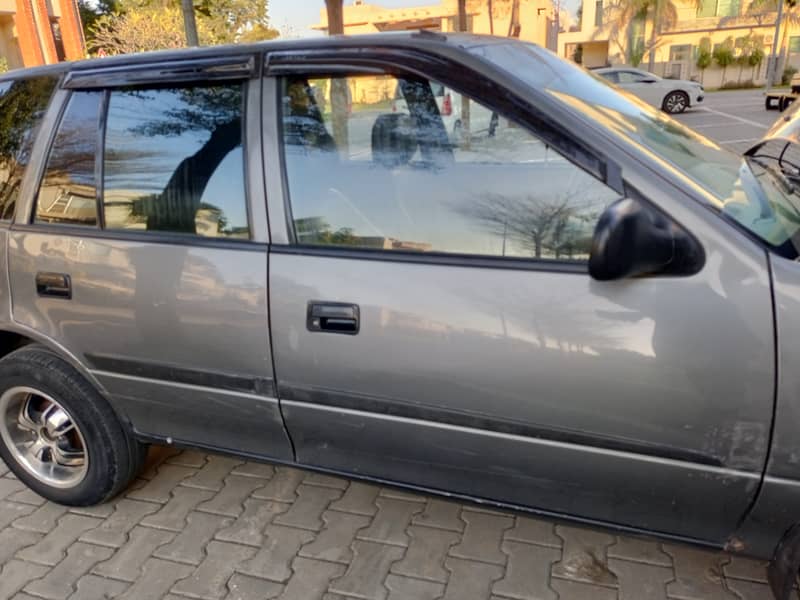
[103,84,249,238]
[0,76,56,221]
[599,71,619,84]
[280,74,619,262]
[35,91,102,226]
[617,71,650,84]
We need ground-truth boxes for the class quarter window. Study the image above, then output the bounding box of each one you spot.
[36,91,102,226]
[281,74,618,262]
[103,85,249,238]
[0,76,56,221]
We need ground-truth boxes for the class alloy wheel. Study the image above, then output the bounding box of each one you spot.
[664,92,688,114]
[0,386,88,488]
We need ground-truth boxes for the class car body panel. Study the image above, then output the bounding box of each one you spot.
[264,45,775,544]
[0,33,792,561]
[7,231,293,459]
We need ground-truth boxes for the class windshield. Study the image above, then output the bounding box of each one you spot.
[470,41,800,258]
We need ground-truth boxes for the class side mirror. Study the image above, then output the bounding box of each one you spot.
[588,198,704,281]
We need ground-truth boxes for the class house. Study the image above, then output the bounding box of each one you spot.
[558,0,800,87]
[314,0,559,51]
[0,0,84,70]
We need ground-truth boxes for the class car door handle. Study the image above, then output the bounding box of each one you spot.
[35,272,71,299]
[307,302,359,335]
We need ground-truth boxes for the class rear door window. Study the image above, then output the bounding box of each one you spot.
[33,81,250,239]
[35,91,102,226]
[103,85,249,238]
[0,76,57,221]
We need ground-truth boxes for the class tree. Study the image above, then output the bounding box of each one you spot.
[324,1,348,157]
[87,0,279,55]
[750,45,766,80]
[748,0,800,83]
[602,0,699,71]
[573,43,584,64]
[735,36,752,83]
[713,37,736,85]
[89,7,217,55]
[695,37,712,84]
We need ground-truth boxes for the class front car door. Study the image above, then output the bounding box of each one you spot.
[8,57,293,459]
[264,46,773,543]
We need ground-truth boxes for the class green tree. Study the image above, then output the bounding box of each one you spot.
[87,0,279,56]
[749,45,766,80]
[602,0,701,70]
[695,37,712,84]
[735,36,752,83]
[713,38,736,85]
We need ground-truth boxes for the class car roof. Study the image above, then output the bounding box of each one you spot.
[0,31,512,83]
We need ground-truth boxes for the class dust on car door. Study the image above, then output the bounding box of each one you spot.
[264,52,774,542]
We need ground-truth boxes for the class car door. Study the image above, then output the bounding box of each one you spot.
[265,59,773,542]
[8,57,293,460]
[617,70,664,107]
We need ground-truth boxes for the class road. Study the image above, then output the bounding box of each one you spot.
[674,88,775,154]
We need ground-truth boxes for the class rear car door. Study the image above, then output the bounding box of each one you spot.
[264,56,774,542]
[8,58,293,459]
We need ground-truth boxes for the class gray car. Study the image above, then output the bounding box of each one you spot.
[0,32,799,599]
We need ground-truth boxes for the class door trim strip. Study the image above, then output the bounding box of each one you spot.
[279,383,725,468]
[85,353,275,396]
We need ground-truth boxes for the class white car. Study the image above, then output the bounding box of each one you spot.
[594,67,704,114]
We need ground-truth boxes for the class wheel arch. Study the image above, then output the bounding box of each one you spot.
[0,325,116,412]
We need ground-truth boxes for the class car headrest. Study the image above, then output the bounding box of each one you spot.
[371,113,417,168]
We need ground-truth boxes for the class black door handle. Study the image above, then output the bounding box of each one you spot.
[307,302,359,335]
[36,272,71,299]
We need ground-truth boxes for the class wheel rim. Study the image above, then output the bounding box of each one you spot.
[665,93,687,113]
[0,386,88,488]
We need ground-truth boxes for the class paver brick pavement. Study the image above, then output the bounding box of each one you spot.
[0,447,784,600]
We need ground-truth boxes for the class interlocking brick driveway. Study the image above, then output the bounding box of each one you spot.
[0,447,778,600]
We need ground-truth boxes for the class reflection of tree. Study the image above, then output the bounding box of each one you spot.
[464,192,597,259]
[111,86,242,234]
[0,77,57,218]
[295,216,358,245]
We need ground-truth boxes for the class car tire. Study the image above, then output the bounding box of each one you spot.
[662,91,689,114]
[0,344,147,505]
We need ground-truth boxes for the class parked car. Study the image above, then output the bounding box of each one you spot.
[594,66,704,114]
[0,32,798,599]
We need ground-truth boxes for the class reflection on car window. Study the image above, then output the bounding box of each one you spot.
[617,71,648,84]
[103,85,249,238]
[0,76,56,221]
[36,91,102,226]
[281,74,619,261]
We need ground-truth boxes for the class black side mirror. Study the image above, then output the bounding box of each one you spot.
[589,198,704,281]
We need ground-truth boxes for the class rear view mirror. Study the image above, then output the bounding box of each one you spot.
[589,198,704,281]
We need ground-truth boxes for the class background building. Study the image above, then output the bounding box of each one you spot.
[315,0,560,50]
[559,0,797,88]
[0,0,84,70]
